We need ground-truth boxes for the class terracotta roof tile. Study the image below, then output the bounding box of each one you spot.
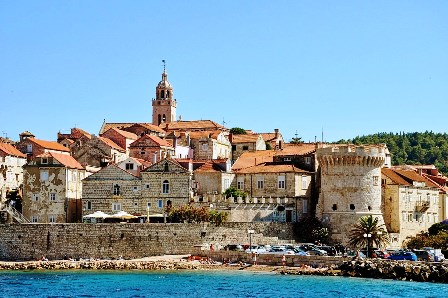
[0,142,26,158]
[99,123,165,135]
[130,134,173,148]
[48,152,84,169]
[382,168,410,185]
[29,138,71,152]
[160,120,227,132]
[232,151,275,170]
[231,134,261,144]
[236,163,311,174]
[259,133,278,142]
[98,137,125,152]
[189,130,223,140]
[275,143,316,156]
[108,128,138,140]
[194,161,223,173]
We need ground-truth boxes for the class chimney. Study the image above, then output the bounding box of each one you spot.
[274,129,279,139]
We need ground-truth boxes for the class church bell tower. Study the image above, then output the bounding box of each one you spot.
[152,60,177,126]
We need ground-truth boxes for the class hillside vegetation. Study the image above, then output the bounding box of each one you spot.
[337,131,448,174]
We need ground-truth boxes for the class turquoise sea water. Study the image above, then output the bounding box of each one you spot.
[1,270,447,298]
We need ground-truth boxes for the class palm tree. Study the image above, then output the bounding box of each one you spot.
[349,215,390,257]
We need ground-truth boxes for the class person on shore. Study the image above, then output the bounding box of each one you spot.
[252,252,257,265]
[210,244,214,251]
[281,255,286,267]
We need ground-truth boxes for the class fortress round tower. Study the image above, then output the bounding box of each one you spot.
[316,144,387,245]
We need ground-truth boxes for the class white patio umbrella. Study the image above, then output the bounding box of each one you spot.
[83,211,111,218]
[110,211,137,219]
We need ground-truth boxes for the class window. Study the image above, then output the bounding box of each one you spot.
[26,144,33,153]
[147,202,151,209]
[302,200,308,214]
[305,157,311,165]
[201,143,208,151]
[242,145,249,150]
[41,158,48,164]
[49,193,56,201]
[145,183,150,189]
[31,216,38,223]
[40,170,49,181]
[350,204,355,210]
[87,201,92,210]
[283,157,291,162]
[125,163,134,170]
[301,176,307,190]
[224,178,230,190]
[113,184,121,195]
[112,202,122,211]
[133,186,139,192]
[141,150,146,155]
[158,199,163,208]
[164,163,169,172]
[32,194,39,202]
[257,177,264,189]
[332,204,338,211]
[373,176,379,186]
[232,145,236,151]
[237,177,244,190]
[162,180,169,194]
[278,175,285,189]
[49,215,56,223]
[381,178,387,185]
[408,213,413,222]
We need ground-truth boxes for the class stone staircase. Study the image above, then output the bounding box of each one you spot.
[0,202,30,223]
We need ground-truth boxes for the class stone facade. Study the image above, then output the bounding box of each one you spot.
[190,131,232,160]
[230,133,266,162]
[82,165,142,215]
[74,135,127,167]
[382,168,441,248]
[316,144,386,245]
[0,143,27,202]
[193,161,235,196]
[101,128,137,156]
[129,134,175,163]
[23,153,85,223]
[0,222,294,261]
[152,68,176,126]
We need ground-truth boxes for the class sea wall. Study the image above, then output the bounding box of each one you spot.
[0,222,294,261]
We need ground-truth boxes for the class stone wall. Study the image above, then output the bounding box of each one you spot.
[0,222,294,261]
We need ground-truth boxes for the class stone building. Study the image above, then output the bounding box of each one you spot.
[101,128,138,156]
[0,142,27,204]
[193,159,234,196]
[234,163,313,222]
[74,135,127,168]
[22,151,85,223]
[129,134,175,163]
[382,168,442,248]
[99,122,166,138]
[316,144,387,245]
[259,128,284,150]
[81,164,142,216]
[229,133,266,162]
[140,158,193,213]
[57,127,92,152]
[116,157,151,177]
[152,65,176,126]
[273,143,317,172]
[189,131,232,160]
[16,134,71,161]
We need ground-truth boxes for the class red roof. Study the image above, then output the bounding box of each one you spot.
[107,128,138,140]
[231,134,261,144]
[274,143,316,156]
[98,137,125,152]
[48,152,84,169]
[194,161,223,173]
[29,138,71,152]
[232,151,276,170]
[0,142,26,158]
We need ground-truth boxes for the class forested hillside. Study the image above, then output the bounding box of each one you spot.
[337,132,448,174]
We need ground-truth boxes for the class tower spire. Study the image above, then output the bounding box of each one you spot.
[162,59,166,73]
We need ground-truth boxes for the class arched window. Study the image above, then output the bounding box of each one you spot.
[158,114,162,125]
[161,90,165,98]
[113,184,121,195]
[164,163,169,172]
[162,180,169,194]
[162,114,166,122]
[166,90,170,98]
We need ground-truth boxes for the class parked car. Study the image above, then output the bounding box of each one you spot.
[422,247,446,262]
[412,250,435,262]
[345,250,366,259]
[305,247,328,256]
[224,244,244,251]
[316,245,337,256]
[293,248,310,256]
[245,246,268,253]
[387,251,417,261]
[372,250,390,259]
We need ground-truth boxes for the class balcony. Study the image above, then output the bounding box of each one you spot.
[415,200,430,212]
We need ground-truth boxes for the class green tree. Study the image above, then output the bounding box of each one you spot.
[223,187,247,199]
[293,217,330,244]
[428,222,448,236]
[349,215,389,256]
[230,127,247,135]
[290,137,303,144]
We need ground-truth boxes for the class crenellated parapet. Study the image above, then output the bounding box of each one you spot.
[316,144,386,167]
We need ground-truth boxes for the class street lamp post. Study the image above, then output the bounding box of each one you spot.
[364,233,372,257]
[248,229,255,252]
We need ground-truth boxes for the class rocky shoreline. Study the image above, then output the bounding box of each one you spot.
[1,257,447,284]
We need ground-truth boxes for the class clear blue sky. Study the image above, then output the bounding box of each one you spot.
[1,1,447,143]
